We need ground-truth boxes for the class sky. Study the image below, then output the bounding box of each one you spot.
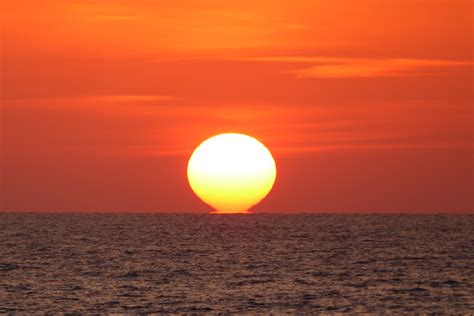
[1,0,473,213]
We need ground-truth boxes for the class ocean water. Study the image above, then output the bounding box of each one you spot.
[0,214,473,314]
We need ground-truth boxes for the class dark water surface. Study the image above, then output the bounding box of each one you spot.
[1,214,473,313]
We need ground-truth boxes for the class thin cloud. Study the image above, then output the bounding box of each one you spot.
[273,141,474,154]
[115,141,473,157]
[8,95,470,157]
[237,56,473,78]
[86,95,176,103]
[4,94,178,117]
[291,59,473,78]
[5,94,176,103]
[91,15,139,21]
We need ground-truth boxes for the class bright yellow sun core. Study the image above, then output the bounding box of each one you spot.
[187,133,277,214]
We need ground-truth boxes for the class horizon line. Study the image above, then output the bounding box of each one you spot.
[1,211,473,215]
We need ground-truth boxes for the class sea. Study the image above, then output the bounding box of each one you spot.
[0,213,473,314]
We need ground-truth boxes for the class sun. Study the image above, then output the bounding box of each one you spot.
[187,133,277,214]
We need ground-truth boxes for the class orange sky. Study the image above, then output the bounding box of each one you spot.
[1,0,473,212]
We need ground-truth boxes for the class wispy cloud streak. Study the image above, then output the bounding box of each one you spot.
[238,56,473,78]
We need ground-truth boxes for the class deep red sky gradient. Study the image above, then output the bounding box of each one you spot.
[1,0,473,212]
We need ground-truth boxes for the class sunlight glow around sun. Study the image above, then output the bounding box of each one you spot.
[187,133,277,214]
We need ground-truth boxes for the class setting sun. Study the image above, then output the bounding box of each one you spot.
[187,133,276,214]
[2,0,472,313]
